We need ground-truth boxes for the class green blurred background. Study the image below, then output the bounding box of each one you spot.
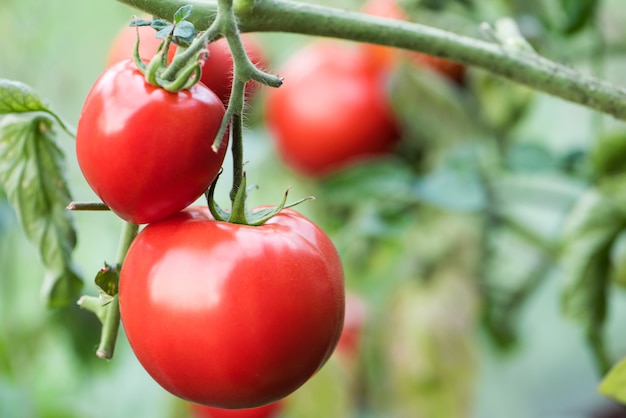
[2,0,626,417]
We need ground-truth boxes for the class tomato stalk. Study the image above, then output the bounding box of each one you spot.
[118,0,626,122]
[77,221,139,359]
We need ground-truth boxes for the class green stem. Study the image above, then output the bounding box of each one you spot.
[117,0,626,121]
[86,222,138,360]
[229,111,244,204]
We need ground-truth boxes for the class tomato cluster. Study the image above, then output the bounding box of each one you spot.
[265,0,465,178]
[75,21,345,411]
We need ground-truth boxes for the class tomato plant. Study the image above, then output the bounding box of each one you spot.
[107,24,266,103]
[190,401,283,418]
[118,206,345,408]
[334,293,367,358]
[265,41,399,177]
[75,59,228,224]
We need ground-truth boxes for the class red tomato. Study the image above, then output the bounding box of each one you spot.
[107,24,266,103]
[76,60,228,224]
[119,206,345,408]
[360,0,465,83]
[266,41,399,177]
[190,401,283,418]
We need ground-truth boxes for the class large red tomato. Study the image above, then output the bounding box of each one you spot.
[76,59,228,224]
[107,24,266,103]
[190,401,283,418]
[266,41,399,177]
[119,206,345,408]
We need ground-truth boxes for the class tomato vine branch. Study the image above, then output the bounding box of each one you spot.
[118,0,626,121]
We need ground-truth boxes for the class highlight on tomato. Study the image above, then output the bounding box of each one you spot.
[118,206,345,408]
[75,59,228,224]
[265,41,399,177]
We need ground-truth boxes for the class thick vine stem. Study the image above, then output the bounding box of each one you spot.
[118,0,626,121]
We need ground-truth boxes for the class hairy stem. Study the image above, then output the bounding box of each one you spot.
[117,0,626,121]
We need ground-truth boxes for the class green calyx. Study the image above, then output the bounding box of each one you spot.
[131,5,214,92]
[206,170,314,226]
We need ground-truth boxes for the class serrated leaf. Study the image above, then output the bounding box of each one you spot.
[561,191,623,320]
[560,190,625,372]
[590,131,626,179]
[0,79,47,115]
[150,19,171,32]
[599,357,626,403]
[389,62,484,149]
[129,19,153,27]
[173,5,193,23]
[0,115,82,307]
[95,263,120,298]
[173,21,195,41]
[611,230,626,287]
[155,25,173,40]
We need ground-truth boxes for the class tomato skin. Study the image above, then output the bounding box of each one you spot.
[190,401,283,418]
[266,42,399,177]
[119,207,345,408]
[76,60,228,224]
[107,24,266,103]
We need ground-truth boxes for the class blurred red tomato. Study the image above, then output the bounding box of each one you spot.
[266,41,399,177]
[360,0,465,83]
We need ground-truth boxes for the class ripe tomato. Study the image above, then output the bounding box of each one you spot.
[119,206,345,408]
[266,41,399,177]
[76,59,228,224]
[190,401,283,418]
[360,0,465,83]
[107,24,267,103]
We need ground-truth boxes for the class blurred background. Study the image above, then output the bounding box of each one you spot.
[2,0,626,417]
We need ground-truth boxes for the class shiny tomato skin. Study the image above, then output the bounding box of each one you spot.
[119,207,345,408]
[190,401,283,418]
[107,24,266,103]
[266,42,399,177]
[76,60,228,224]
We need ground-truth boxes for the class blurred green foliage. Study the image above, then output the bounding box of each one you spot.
[3,0,626,417]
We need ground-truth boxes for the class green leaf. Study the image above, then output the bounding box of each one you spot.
[173,4,193,24]
[560,190,625,373]
[599,357,626,404]
[559,0,599,34]
[0,115,82,307]
[173,21,196,42]
[94,263,120,299]
[0,79,47,115]
[389,62,484,150]
[590,131,626,179]
[129,18,152,27]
